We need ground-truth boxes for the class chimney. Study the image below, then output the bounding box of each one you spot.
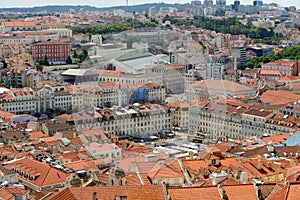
[234,56,237,70]
[189,151,194,160]
[50,145,53,154]
[93,191,98,200]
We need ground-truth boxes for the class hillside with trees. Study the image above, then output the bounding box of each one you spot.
[164,16,274,39]
[0,3,185,14]
[72,22,157,35]
[244,46,300,69]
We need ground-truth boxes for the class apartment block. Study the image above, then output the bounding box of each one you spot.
[57,103,171,137]
[32,40,70,65]
[189,100,300,139]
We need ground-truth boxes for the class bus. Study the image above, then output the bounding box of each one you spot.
[192,132,207,143]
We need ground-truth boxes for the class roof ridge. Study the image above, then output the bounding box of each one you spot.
[40,164,54,186]
[285,183,290,200]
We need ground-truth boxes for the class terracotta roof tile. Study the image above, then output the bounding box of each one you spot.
[191,79,254,93]
[260,70,282,76]
[3,21,36,27]
[260,90,300,105]
[48,185,167,200]
[0,188,14,200]
[5,186,30,196]
[29,131,46,139]
[4,157,69,188]
[266,184,289,200]
[125,172,143,186]
[64,160,99,172]
[263,60,296,68]
[256,184,277,199]
[223,184,258,200]
[221,176,243,186]
[287,183,300,200]
[262,133,294,145]
[168,186,222,200]
[147,160,183,179]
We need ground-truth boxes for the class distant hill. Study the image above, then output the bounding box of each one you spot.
[100,3,185,13]
[0,5,100,13]
[0,3,185,14]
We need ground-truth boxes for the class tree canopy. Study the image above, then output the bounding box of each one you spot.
[72,21,157,35]
[244,46,300,69]
[163,16,274,39]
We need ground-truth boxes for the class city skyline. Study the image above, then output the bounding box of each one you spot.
[0,0,299,9]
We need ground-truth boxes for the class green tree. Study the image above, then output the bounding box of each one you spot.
[244,46,300,69]
[33,112,41,118]
[105,102,112,108]
[39,55,50,66]
[73,50,78,58]
[0,83,8,88]
[72,22,157,35]
[66,55,73,64]
[78,48,88,62]
[46,108,54,118]
[59,107,66,114]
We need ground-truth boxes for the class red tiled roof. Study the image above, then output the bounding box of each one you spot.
[0,188,14,200]
[243,109,273,118]
[223,184,258,200]
[280,76,300,81]
[263,60,296,68]
[167,101,193,108]
[168,186,222,200]
[256,184,278,200]
[287,183,300,200]
[3,21,36,27]
[29,131,46,139]
[125,172,143,186]
[221,177,244,186]
[5,186,30,196]
[48,185,167,200]
[260,70,282,76]
[56,151,89,163]
[33,40,69,45]
[191,79,254,92]
[36,80,63,88]
[266,184,289,200]
[181,159,208,173]
[80,127,110,142]
[0,111,17,120]
[260,90,300,105]
[155,64,184,70]
[147,160,183,179]
[64,160,99,171]
[262,132,294,145]
[4,157,69,188]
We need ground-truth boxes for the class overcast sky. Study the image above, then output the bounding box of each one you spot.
[0,0,299,9]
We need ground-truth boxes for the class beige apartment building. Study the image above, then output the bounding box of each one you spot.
[189,100,300,139]
[57,103,171,137]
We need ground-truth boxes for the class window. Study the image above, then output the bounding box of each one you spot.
[211,159,216,165]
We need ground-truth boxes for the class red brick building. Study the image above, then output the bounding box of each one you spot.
[32,40,70,65]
